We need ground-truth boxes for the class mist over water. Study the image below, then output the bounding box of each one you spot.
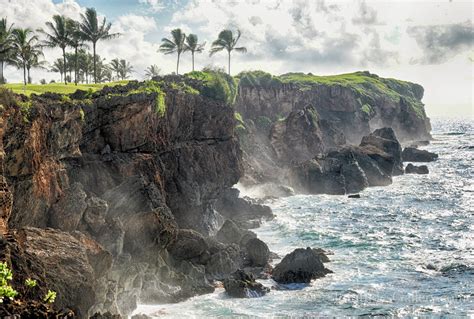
[135,118,473,318]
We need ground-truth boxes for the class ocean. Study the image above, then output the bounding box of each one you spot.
[134,118,473,318]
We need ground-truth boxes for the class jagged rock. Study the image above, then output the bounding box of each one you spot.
[49,182,88,231]
[168,229,208,261]
[215,188,273,229]
[270,106,325,164]
[402,147,438,162]
[245,238,270,267]
[223,270,270,298]
[205,244,241,280]
[405,163,429,174]
[2,227,112,318]
[272,247,332,284]
[360,127,404,175]
[216,219,243,245]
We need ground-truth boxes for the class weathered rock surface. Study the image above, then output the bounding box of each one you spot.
[223,270,270,298]
[405,163,429,174]
[402,147,438,162]
[272,247,332,284]
[0,77,247,316]
[245,238,270,267]
[289,127,403,194]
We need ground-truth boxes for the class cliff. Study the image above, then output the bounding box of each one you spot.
[0,76,267,317]
[236,70,431,144]
[234,71,432,190]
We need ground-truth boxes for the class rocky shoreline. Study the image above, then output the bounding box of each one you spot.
[0,71,435,317]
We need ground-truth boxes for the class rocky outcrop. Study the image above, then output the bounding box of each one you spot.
[0,77,247,316]
[236,71,431,145]
[289,128,402,195]
[402,147,438,162]
[223,270,270,298]
[272,247,332,284]
[405,163,429,174]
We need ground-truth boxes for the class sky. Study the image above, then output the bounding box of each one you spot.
[1,0,473,118]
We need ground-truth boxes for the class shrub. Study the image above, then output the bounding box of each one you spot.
[0,262,18,303]
[43,290,57,304]
[25,278,37,288]
[236,70,282,88]
[186,69,238,105]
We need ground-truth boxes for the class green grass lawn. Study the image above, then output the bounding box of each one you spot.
[2,81,129,96]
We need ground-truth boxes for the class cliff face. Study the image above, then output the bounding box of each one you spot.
[236,71,432,144]
[0,78,244,316]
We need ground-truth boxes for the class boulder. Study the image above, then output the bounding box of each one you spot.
[405,163,429,174]
[360,127,403,175]
[223,270,270,298]
[168,229,208,261]
[216,219,243,245]
[402,147,438,162]
[245,238,270,267]
[272,247,332,284]
[348,194,361,198]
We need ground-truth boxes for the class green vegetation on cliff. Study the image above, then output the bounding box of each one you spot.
[238,70,426,118]
[186,70,238,105]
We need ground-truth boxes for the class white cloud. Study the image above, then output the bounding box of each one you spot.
[138,0,165,12]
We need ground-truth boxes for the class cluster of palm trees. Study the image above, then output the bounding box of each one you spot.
[0,8,120,85]
[0,7,249,85]
[160,28,247,75]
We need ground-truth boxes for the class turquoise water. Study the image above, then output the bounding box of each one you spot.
[135,118,473,318]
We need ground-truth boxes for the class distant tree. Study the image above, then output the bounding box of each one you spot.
[50,58,65,83]
[118,59,133,80]
[11,28,42,85]
[145,64,160,79]
[0,18,14,84]
[40,78,46,84]
[109,58,121,80]
[159,28,186,75]
[25,49,46,83]
[210,29,247,75]
[39,15,71,84]
[67,19,87,85]
[185,34,205,72]
[77,49,93,83]
[79,7,120,83]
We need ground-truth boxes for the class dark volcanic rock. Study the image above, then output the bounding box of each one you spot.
[168,229,208,261]
[348,194,361,198]
[272,247,332,284]
[405,163,429,174]
[245,238,270,267]
[215,188,273,229]
[360,127,403,175]
[223,270,270,298]
[402,147,438,162]
[216,219,244,245]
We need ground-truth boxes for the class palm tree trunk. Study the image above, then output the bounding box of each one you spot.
[192,52,195,71]
[0,61,4,83]
[93,42,97,84]
[27,67,31,84]
[63,47,67,85]
[60,71,63,83]
[74,46,78,86]
[177,52,180,75]
[23,63,26,86]
[228,51,231,75]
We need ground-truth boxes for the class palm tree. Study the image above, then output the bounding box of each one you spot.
[11,28,42,85]
[210,29,247,75]
[39,15,71,85]
[109,58,121,80]
[79,7,120,83]
[25,50,46,83]
[185,34,205,71]
[50,58,65,83]
[159,28,186,75]
[145,64,160,79]
[0,18,14,84]
[67,19,87,85]
[118,59,133,80]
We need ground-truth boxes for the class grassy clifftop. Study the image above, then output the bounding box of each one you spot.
[3,81,129,96]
